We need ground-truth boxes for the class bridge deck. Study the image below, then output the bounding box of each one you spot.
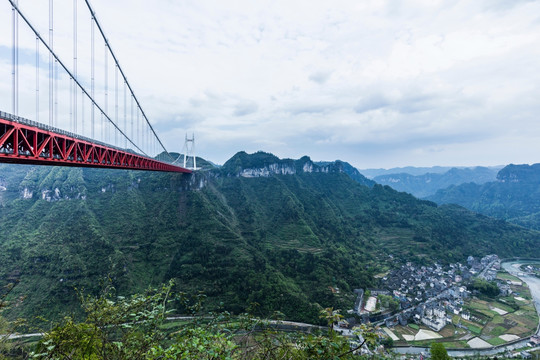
[0,112,190,173]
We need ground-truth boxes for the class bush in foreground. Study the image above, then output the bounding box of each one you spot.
[27,281,391,360]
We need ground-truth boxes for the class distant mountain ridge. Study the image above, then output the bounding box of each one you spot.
[496,163,540,183]
[426,163,540,230]
[359,166,459,178]
[373,167,499,198]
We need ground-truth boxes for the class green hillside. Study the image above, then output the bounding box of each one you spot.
[0,154,538,325]
[426,163,540,230]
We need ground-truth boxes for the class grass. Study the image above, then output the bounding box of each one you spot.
[488,326,507,337]
[467,299,500,319]
[492,302,514,313]
[486,337,507,346]
[473,308,498,318]
[440,341,469,349]
[468,299,489,311]
[496,272,521,282]
[438,324,456,338]
[507,325,530,336]
[393,325,416,337]
[467,324,482,335]
[408,324,419,330]
[459,318,484,335]
[521,303,538,313]
[506,312,538,330]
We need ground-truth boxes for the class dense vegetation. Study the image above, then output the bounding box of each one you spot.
[427,163,540,230]
[372,166,499,198]
[1,281,388,359]
[0,153,538,326]
[469,279,500,298]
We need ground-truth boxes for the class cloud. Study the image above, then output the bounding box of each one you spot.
[233,101,258,116]
[354,94,390,114]
[285,103,333,115]
[2,0,540,168]
[483,0,537,12]
[309,71,332,84]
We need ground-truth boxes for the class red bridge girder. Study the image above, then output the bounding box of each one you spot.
[0,114,190,173]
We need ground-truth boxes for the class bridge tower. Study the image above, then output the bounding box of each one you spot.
[182,133,198,170]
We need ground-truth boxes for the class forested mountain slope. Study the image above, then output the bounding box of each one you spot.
[427,163,540,230]
[0,154,537,325]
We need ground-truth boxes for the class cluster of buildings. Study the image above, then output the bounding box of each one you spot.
[353,255,503,331]
[381,283,472,331]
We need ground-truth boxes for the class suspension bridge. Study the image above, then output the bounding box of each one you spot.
[0,0,191,173]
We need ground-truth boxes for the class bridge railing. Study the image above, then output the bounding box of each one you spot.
[0,110,143,158]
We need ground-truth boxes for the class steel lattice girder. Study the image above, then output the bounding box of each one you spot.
[0,116,190,173]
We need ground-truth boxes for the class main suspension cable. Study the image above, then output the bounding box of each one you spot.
[83,0,175,161]
[7,0,149,157]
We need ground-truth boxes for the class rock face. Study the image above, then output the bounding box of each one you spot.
[238,161,338,178]
[21,187,33,199]
[0,177,7,191]
[240,163,297,177]
[19,167,86,201]
[221,151,354,179]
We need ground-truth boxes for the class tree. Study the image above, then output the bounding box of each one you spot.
[470,279,499,297]
[319,307,343,332]
[0,283,23,360]
[29,282,390,359]
[430,342,450,360]
[31,280,177,359]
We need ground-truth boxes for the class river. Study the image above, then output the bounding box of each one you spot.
[502,260,540,335]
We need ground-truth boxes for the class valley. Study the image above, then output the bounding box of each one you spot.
[0,153,539,359]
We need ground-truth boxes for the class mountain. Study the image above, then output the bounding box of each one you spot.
[359,166,457,178]
[314,160,376,187]
[426,163,540,230]
[0,153,538,325]
[373,167,499,198]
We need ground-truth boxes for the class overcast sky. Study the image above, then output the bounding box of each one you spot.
[1,0,540,169]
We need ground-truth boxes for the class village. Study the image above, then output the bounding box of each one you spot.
[351,255,499,330]
[340,255,540,354]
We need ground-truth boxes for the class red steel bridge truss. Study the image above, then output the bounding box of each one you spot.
[0,112,190,173]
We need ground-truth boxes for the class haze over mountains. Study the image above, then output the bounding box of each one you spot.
[360,166,475,179]
[426,163,540,231]
[0,152,538,325]
[364,162,540,232]
[367,166,501,198]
